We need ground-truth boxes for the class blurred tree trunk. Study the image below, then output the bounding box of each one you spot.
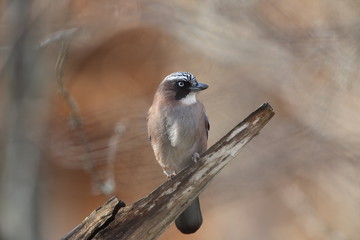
[0,1,51,239]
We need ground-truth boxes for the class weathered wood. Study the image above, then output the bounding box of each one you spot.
[62,103,274,240]
[61,197,126,240]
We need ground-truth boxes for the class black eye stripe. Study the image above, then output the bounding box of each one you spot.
[176,80,191,88]
[174,80,191,100]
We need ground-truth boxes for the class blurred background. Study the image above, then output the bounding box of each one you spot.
[1,0,360,239]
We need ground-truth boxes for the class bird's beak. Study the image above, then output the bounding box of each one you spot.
[189,82,208,92]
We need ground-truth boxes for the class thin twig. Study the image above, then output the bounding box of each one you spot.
[39,28,79,48]
[55,40,100,191]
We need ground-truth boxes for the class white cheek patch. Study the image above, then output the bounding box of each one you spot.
[180,92,197,105]
[167,121,180,147]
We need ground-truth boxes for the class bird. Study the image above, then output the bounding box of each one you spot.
[147,72,209,234]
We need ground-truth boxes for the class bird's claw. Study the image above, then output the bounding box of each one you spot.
[192,152,201,163]
[164,169,177,180]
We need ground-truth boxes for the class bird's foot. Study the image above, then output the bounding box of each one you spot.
[192,152,201,163]
[164,169,177,180]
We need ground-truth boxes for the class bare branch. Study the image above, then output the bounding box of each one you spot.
[61,197,126,240]
[55,40,92,166]
[39,28,79,48]
[55,39,105,194]
[61,103,274,240]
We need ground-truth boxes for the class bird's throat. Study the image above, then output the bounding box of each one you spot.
[180,92,197,105]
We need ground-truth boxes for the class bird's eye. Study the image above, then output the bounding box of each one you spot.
[177,81,185,87]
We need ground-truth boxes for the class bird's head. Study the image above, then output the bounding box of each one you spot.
[157,72,208,105]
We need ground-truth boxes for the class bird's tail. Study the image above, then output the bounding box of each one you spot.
[175,197,202,234]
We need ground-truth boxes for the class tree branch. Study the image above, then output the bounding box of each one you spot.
[61,103,275,240]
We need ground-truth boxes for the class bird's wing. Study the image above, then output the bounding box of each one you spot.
[205,114,210,139]
[147,107,153,143]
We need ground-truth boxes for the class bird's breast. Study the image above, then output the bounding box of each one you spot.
[166,105,202,147]
[149,101,207,173]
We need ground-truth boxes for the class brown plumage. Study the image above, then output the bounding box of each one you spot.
[147,72,209,234]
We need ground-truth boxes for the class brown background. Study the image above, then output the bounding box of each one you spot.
[27,0,360,239]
